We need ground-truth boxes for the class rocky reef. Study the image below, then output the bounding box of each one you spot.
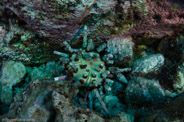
[0,0,184,121]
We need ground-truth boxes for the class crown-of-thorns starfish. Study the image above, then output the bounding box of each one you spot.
[54,25,131,114]
[54,25,131,88]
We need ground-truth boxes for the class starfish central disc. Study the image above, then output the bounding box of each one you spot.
[71,50,106,88]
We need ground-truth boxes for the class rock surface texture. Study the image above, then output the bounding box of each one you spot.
[132,54,165,75]
[0,61,26,104]
[126,77,166,107]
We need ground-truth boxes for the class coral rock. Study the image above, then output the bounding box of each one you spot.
[106,37,134,64]
[27,103,50,122]
[4,0,117,44]
[52,91,105,122]
[173,63,184,93]
[5,79,106,121]
[126,77,166,107]
[132,54,164,75]
[0,61,26,104]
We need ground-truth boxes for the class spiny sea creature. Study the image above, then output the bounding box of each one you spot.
[54,25,131,114]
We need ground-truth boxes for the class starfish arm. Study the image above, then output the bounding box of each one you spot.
[87,39,95,51]
[53,50,69,58]
[97,43,107,52]
[83,25,88,48]
[94,89,109,114]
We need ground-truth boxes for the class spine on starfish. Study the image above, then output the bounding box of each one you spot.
[94,89,109,114]
[54,75,67,81]
[97,43,107,52]
[53,51,69,58]
[83,25,88,49]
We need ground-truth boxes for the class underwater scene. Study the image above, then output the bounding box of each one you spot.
[0,0,184,121]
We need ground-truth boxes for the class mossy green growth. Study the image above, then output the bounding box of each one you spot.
[133,0,149,16]
[43,0,81,19]
[22,7,38,20]
[95,18,136,36]
[174,63,184,92]
[172,4,178,11]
